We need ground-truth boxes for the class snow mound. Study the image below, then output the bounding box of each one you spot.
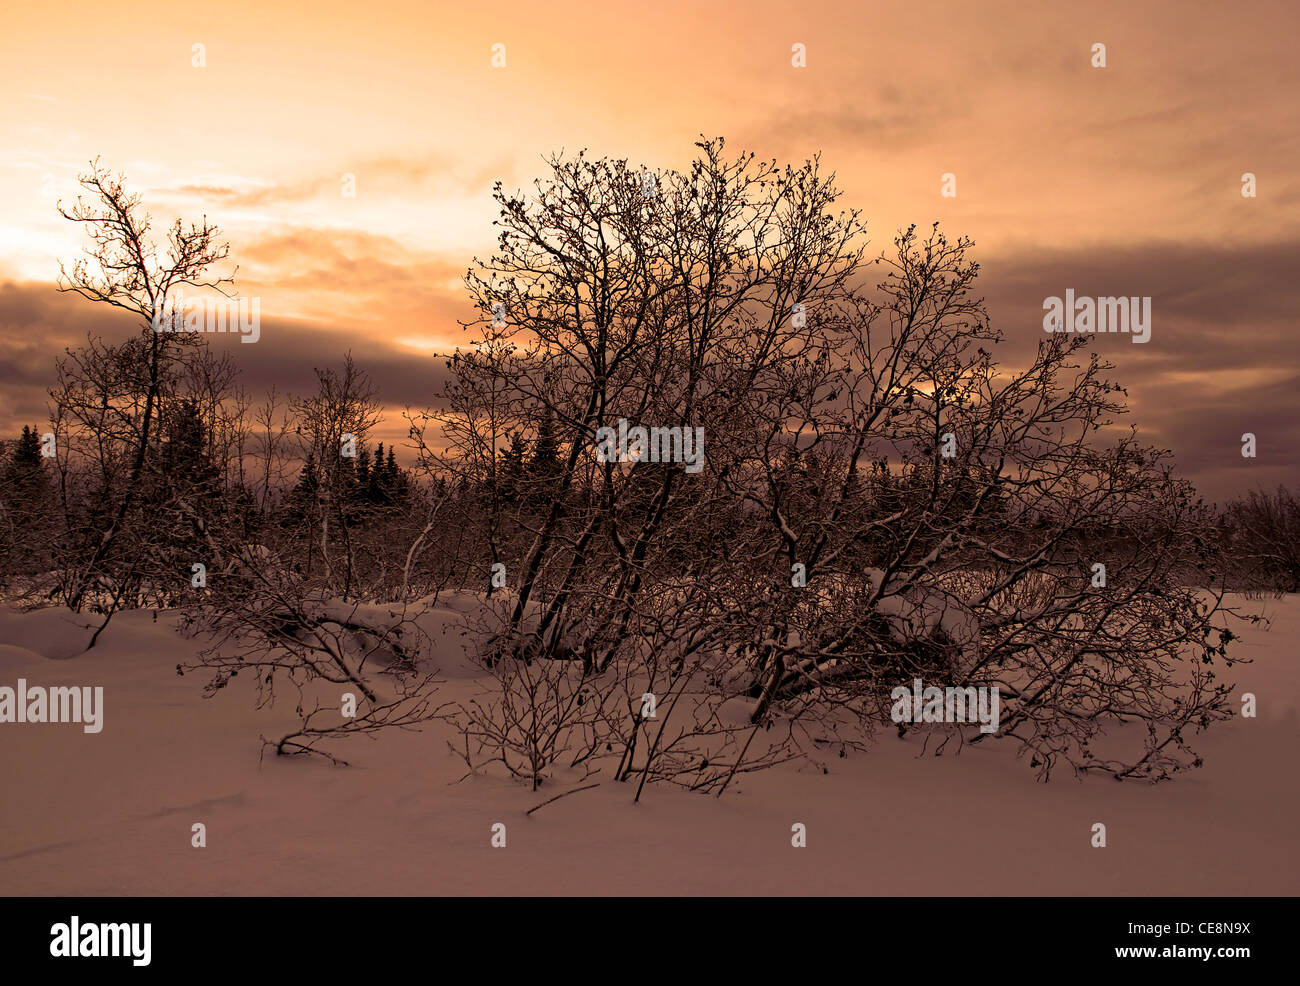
[863,568,981,669]
[0,642,47,668]
[0,606,97,660]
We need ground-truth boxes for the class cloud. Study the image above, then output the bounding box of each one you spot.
[3,231,1298,503]
[231,227,476,329]
[0,280,457,442]
[165,154,514,209]
[741,84,968,157]
[973,237,1300,501]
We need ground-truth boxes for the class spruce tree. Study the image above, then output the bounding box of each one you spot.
[498,431,528,504]
[1,426,53,575]
[384,446,405,502]
[284,451,320,525]
[527,413,562,504]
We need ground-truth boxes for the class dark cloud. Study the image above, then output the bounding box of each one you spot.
[975,238,1300,502]
[3,233,1297,503]
[0,280,457,442]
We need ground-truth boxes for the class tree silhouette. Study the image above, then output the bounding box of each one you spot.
[53,161,233,622]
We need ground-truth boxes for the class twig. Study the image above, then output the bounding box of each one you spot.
[525,782,600,816]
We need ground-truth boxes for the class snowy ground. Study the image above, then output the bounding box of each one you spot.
[1,596,1296,896]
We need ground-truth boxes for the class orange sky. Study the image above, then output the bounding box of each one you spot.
[2,0,1297,500]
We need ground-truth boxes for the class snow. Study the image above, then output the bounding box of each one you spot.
[0,595,1296,895]
[865,566,982,668]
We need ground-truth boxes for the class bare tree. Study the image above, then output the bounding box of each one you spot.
[52,160,233,624]
[1220,487,1300,592]
[287,354,382,598]
[427,143,1249,791]
[713,224,1248,782]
